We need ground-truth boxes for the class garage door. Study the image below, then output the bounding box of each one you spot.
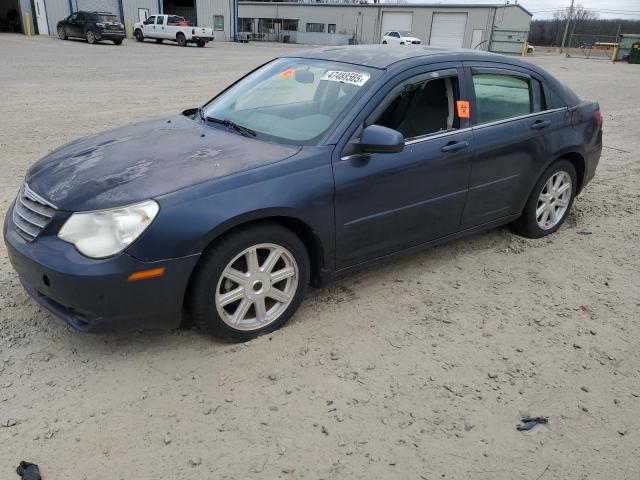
[429,13,467,49]
[75,0,122,20]
[381,11,413,40]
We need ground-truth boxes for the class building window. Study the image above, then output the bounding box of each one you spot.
[281,19,298,31]
[306,23,324,33]
[239,18,253,33]
[328,24,336,34]
[213,15,224,31]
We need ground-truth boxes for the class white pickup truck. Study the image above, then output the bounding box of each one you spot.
[133,14,214,47]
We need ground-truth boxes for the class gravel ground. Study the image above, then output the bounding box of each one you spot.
[0,34,639,480]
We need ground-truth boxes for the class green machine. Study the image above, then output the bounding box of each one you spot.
[630,42,640,64]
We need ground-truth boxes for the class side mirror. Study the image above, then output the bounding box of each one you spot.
[360,125,404,154]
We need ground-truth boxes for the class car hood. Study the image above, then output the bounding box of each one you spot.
[25,114,300,211]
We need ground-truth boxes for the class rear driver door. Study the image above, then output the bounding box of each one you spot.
[461,65,567,228]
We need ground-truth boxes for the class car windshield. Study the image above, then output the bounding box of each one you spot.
[202,58,379,145]
[398,31,413,37]
[95,14,119,22]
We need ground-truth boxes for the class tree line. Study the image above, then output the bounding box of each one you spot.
[529,8,640,46]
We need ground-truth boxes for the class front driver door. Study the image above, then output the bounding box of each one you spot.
[333,67,474,269]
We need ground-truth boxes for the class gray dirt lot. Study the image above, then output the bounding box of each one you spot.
[0,34,639,479]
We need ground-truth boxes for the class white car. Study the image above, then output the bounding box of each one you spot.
[133,14,214,47]
[382,31,422,45]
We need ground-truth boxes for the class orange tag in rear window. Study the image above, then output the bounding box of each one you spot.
[456,100,470,119]
[278,68,296,79]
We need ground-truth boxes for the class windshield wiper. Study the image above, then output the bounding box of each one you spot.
[205,116,256,137]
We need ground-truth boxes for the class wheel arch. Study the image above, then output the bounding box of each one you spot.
[182,214,328,317]
[560,151,586,193]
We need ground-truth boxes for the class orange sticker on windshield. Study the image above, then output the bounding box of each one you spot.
[456,100,470,119]
[278,68,296,79]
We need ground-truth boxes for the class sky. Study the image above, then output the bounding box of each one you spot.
[402,0,640,19]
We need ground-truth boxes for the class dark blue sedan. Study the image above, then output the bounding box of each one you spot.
[4,46,602,340]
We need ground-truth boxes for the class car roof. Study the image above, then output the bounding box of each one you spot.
[286,45,516,70]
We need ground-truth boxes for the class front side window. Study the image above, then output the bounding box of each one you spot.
[213,15,224,31]
[390,32,400,38]
[144,16,155,25]
[306,23,324,33]
[374,75,461,140]
[202,58,379,145]
[473,73,534,124]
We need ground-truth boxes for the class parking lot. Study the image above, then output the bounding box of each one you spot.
[1,34,639,479]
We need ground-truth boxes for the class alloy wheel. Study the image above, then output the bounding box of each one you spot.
[536,170,572,230]
[215,243,299,331]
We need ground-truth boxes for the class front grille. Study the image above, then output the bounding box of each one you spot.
[12,184,57,242]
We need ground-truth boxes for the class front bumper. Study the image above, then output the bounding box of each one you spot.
[4,203,199,332]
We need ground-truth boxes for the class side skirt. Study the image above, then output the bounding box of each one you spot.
[315,213,521,286]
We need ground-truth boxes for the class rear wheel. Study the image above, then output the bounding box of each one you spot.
[57,26,67,40]
[113,39,123,45]
[382,40,387,44]
[187,223,310,340]
[196,40,205,47]
[134,29,144,42]
[86,30,96,44]
[512,159,577,238]
[177,33,187,47]
[155,38,163,43]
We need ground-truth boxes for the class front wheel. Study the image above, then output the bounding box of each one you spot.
[187,223,310,340]
[176,33,187,47]
[512,159,577,238]
[134,29,144,42]
[86,30,96,44]
[57,26,67,40]
[382,40,387,44]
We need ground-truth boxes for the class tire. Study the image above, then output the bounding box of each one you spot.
[134,29,144,42]
[382,40,387,44]
[512,159,577,238]
[187,223,310,340]
[177,33,187,47]
[57,26,67,40]
[400,42,405,45]
[86,30,96,44]
[155,38,163,43]
[113,39,123,45]
[196,40,205,47]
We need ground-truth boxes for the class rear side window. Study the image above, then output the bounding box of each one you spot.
[473,74,531,124]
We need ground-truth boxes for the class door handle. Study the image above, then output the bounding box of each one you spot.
[530,120,551,130]
[441,140,469,153]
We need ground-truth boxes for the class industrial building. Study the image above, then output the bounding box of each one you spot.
[6,0,531,54]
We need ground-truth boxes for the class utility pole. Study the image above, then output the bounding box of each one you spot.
[559,0,575,53]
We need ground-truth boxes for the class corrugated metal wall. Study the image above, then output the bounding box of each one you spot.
[44,0,72,35]
[75,0,122,18]
[195,0,230,41]
[122,0,158,35]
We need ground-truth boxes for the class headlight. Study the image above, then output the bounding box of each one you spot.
[58,200,159,258]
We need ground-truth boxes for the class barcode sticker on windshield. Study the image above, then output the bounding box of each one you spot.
[321,71,370,86]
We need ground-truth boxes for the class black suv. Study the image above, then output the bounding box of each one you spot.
[57,11,125,45]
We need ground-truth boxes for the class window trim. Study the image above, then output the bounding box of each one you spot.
[468,66,558,126]
[213,14,224,31]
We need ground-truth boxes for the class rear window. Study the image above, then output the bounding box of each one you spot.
[94,14,119,22]
[473,74,531,124]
